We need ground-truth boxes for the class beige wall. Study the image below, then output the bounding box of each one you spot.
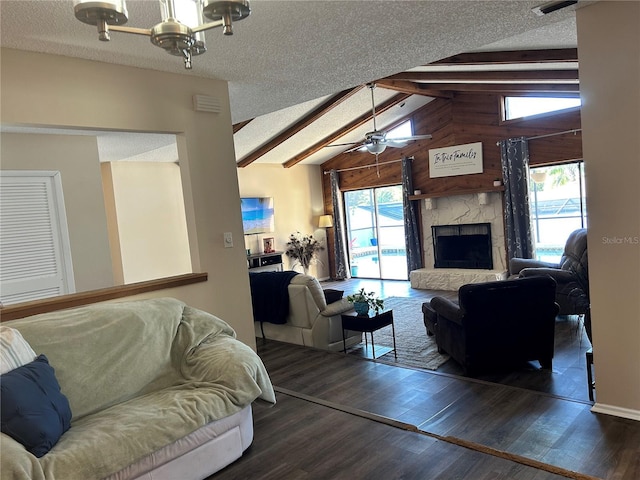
[577,1,640,418]
[103,161,192,284]
[0,49,256,348]
[0,132,114,293]
[237,164,331,279]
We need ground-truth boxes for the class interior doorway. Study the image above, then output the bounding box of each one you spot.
[344,185,407,280]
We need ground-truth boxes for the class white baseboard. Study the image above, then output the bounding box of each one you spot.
[591,403,640,421]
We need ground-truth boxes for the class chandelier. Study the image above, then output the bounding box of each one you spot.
[73,0,251,69]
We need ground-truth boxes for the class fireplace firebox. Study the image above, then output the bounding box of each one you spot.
[432,223,493,269]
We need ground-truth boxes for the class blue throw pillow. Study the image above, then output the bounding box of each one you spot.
[0,354,72,457]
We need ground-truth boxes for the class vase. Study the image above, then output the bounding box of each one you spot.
[354,302,369,316]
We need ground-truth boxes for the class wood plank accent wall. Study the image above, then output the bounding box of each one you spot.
[320,93,582,278]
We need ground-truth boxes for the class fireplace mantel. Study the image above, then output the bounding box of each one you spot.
[409,185,504,200]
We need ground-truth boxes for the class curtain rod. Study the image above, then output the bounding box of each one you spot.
[527,128,582,141]
[323,156,413,175]
[496,128,582,146]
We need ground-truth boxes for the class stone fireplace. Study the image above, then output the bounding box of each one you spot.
[410,192,508,290]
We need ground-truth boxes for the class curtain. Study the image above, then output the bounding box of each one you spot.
[329,169,349,279]
[401,157,423,273]
[500,137,534,262]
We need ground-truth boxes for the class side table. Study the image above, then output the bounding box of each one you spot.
[341,310,397,360]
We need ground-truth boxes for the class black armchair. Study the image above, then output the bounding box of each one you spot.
[509,228,588,315]
[426,276,559,375]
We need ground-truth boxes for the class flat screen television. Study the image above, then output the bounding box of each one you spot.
[241,197,275,235]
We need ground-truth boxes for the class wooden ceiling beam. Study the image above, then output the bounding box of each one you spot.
[384,69,579,83]
[236,85,364,168]
[232,119,252,134]
[421,83,580,93]
[430,48,578,65]
[376,79,453,99]
[282,92,411,168]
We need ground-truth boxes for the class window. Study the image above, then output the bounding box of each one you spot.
[386,120,412,139]
[504,96,581,121]
[529,162,587,262]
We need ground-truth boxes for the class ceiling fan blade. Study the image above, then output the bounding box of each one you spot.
[326,141,362,148]
[391,134,433,142]
[384,140,409,148]
[345,143,367,153]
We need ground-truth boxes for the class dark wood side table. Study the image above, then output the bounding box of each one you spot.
[341,310,397,360]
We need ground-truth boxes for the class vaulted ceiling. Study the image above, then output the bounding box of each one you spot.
[233,48,580,168]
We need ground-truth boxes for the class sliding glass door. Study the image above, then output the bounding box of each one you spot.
[529,161,587,262]
[344,185,407,280]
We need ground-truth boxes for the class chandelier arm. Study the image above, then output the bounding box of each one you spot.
[191,20,225,34]
[108,25,153,36]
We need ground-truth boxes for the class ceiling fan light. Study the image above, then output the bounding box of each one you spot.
[367,143,387,154]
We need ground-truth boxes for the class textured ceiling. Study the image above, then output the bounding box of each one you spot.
[0,1,581,165]
[0,1,580,122]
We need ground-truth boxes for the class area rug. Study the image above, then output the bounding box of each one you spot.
[365,296,450,371]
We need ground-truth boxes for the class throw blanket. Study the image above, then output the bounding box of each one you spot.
[1,298,276,480]
[249,271,299,325]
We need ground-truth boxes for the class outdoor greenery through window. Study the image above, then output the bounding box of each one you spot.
[529,161,587,262]
[504,96,581,121]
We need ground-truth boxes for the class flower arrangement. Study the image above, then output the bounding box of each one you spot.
[284,232,324,273]
[346,288,384,316]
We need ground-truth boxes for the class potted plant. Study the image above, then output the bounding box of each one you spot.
[285,232,324,275]
[347,288,384,316]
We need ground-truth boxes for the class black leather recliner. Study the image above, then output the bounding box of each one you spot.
[509,228,588,315]
[424,276,559,375]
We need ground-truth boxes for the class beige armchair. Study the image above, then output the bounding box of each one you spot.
[253,273,361,352]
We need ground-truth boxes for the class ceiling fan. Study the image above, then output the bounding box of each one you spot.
[328,83,432,157]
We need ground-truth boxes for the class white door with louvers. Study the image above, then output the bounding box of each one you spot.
[0,171,75,305]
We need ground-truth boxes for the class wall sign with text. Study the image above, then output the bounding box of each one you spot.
[428,142,483,178]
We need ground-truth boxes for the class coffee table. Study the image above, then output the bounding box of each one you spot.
[341,310,397,360]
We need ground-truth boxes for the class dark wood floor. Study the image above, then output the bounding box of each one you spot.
[212,340,639,480]
[210,279,638,479]
[321,278,593,403]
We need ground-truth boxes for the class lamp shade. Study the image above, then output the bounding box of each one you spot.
[319,215,333,228]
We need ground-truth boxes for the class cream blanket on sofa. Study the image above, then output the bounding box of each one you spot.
[1,298,275,480]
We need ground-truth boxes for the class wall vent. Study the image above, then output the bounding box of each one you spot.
[193,95,221,113]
